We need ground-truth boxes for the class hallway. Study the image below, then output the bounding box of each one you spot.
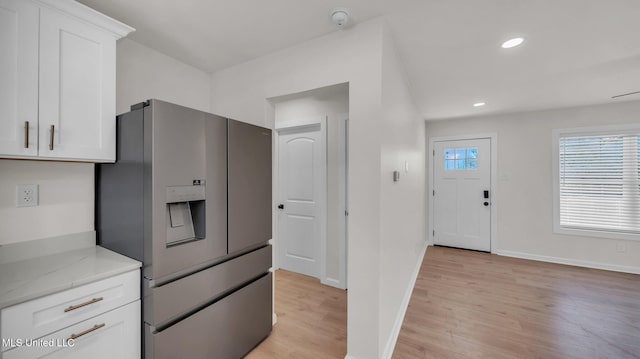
[247,270,347,358]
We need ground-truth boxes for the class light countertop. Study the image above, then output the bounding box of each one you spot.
[0,246,141,310]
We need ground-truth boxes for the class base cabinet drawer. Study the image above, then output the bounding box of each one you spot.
[1,270,139,343]
[148,273,272,359]
[2,300,140,359]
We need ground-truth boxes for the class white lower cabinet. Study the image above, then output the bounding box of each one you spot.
[2,301,140,359]
[0,270,140,359]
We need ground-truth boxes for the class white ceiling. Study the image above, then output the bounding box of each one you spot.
[77,0,640,120]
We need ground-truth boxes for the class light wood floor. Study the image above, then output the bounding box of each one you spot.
[393,246,640,359]
[246,269,348,359]
[248,248,640,359]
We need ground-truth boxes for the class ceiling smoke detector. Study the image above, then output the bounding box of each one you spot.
[331,8,351,28]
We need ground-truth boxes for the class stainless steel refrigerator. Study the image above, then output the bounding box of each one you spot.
[96,99,273,359]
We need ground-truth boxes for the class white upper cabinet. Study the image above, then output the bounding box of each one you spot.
[0,0,134,162]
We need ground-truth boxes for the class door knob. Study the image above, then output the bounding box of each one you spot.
[278,204,284,209]
[484,202,489,206]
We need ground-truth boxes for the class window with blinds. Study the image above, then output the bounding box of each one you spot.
[556,130,639,238]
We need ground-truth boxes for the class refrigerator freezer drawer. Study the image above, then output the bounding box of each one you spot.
[147,272,272,359]
[146,245,271,327]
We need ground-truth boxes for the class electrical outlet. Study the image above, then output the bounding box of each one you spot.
[16,184,38,207]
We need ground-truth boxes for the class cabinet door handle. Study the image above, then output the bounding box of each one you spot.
[24,121,29,148]
[49,125,55,150]
[64,297,104,312]
[67,323,106,341]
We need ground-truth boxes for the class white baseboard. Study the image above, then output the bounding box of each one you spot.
[273,313,278,325]
[321,277,345,289]
[380,241,429,359]
[344,355,358,359]
[495,250,640,275]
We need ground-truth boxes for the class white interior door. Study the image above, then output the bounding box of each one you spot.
[433,138,491,251]
[277,124,323,277]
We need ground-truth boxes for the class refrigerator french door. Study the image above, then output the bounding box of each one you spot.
[98,100,227,283]
[228,119,273,254]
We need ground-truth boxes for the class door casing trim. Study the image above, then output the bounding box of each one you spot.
[336,113,348,289]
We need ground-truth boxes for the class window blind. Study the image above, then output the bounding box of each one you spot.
[558,133,640,235]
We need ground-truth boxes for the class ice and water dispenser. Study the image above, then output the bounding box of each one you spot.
[165,182,206,246]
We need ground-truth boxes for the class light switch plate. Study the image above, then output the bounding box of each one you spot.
[17,184,38,207]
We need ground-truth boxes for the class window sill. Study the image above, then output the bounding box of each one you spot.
[553,226,639,242]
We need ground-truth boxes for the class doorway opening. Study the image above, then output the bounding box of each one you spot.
[271,83,349,289]
[255,83,349,357]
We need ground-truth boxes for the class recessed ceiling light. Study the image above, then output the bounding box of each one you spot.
[473,102,486,107]
[501,37,524,49]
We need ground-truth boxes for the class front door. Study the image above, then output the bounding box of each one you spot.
[277,124,323,277]
[433,138,491,251]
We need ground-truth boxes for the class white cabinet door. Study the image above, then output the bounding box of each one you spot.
[38,7,117,162]
[0,0,38,157]
[3,301,141,359]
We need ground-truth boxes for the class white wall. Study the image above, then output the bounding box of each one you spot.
[0,160,94,245]
[116,38,211,114]
[272,83,349,284]
[425,100,640,272]
[211,19,427,359]
[378,28,427,357]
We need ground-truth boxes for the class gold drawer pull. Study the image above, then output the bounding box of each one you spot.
[24,121,29,148]
[68,323,105,341]
[49,124,55,150]
[64,297,104,312]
